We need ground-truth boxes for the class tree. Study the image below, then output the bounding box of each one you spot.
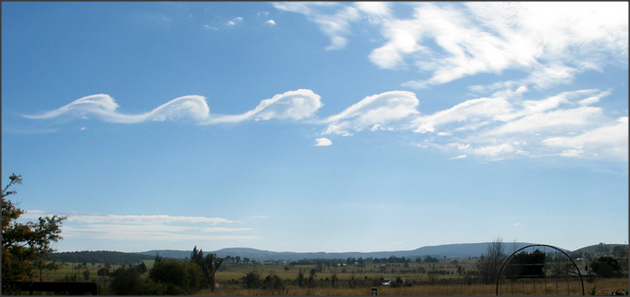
[110,267,143,295]
[149,258,197,295]
[590,256,621,278]
[296,269,305,287]
[477,237,506,284]
[2,173,66,285]
[190,246,224,291]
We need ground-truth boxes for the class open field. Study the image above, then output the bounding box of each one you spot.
[195,278,629,296]
[38,258,628,295]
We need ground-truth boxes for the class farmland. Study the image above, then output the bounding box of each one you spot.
[37,256,628,295]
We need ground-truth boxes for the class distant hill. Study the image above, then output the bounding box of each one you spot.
[572,243,628,256]
[141,242,538,261]
[53,242,616,265]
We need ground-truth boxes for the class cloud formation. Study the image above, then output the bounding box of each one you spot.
[24,89,322,125]
[23,211,258,242]
[23,86,627,161]
[410,88,627,160]
[314,138,332,147]
[275,2,628,90]
[207,89,322,124]
[322,91,419,136]
[21,3,627,162]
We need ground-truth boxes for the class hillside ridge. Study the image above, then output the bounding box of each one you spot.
[52,242,626,264]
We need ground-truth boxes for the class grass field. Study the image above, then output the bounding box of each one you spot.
[195,278,628,296]
[39,259,628,295]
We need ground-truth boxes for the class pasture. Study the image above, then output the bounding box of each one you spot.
[39,258,628,295]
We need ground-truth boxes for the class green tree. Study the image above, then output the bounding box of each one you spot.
[591,256,621,278]
[190,246,224,291]
[149,258,198,295]
[2,173,66,285]
[296,269,305,287]
[110,267,143,295]
[244,271,262,289]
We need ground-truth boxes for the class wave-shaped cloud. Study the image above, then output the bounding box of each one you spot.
[24,89,322,125]
[22,87,627,161]
[321,91,420,136]
[206,89,322,123]
[24,94,210,124]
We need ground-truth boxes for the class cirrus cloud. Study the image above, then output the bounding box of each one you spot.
[22,211,261,242]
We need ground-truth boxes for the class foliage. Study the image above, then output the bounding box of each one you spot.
[296,268,305,287]
[190,246,224,291]
[243,271,262,289]
[1,173,66,284]
[263,274,285,291]
[591,256,622,278]
[51,250,154,265]
[110,266,166,295]
[148,258,203,295]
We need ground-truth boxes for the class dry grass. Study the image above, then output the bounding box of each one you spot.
[195,278,628,296]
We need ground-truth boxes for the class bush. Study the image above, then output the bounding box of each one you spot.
[263,274,284,291]
[110,267,143,295]
[243,271,262,289]
[150,259,190,295]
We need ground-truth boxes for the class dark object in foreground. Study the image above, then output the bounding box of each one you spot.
[2,281,98,295]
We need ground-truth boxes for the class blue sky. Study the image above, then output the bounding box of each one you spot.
[2,2,628,253]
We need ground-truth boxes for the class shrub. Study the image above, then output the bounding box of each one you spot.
[149,258,203,295]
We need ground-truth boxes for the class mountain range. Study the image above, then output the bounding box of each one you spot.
[140,242,539,261]
[52,242,624,264]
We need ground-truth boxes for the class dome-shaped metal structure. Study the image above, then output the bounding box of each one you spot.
[496,244,584,295]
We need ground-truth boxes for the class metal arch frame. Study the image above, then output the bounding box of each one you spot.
[495,244,585,296]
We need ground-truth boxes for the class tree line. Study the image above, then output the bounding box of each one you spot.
[51,251,154,267]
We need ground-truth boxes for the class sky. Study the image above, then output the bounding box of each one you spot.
[2,2,628,254]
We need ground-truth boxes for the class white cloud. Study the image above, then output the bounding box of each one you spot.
[322,91,419,136]
[206,89,322,124]
[266,19,276,26]
[273,2,360,50]
[472,143,515,158]
[314,138,332,147]
[400,2,627,89]
[278,2,627,90]
[226,16,243,26]
[404,85,627,161]
[412,96,512,134]
[23,94,210,124]
[23,211,258,242]
[542,117,628,160]
[203,24,218,30]
[485,107,604,136]
[24,90,323,125]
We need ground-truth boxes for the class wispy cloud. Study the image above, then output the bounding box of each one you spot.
[273,2,360,50]
[542,117,628,159]
[321,91,419,136]
[410,88,627,160]
[22,211,258,242]
[275,2,628,91]
[226,16,243,26]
